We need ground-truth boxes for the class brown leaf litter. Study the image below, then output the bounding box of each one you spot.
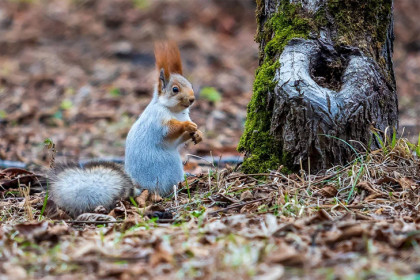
[0,140,419,279]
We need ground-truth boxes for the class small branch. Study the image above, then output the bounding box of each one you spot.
[0,160,27,169]
[208,197,269,215]
[64,220,123,224]
[62,218,184,224]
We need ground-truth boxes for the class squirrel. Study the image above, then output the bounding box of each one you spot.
[124,41,203,196]
[49,41,202,217]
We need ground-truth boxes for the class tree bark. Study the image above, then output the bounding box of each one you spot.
[238,0,398,173]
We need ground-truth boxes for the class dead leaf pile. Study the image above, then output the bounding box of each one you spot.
[0,139,419,279]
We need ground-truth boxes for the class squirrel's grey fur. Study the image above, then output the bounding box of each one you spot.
[48,42,201,216]
[125,74,193,196]
[49,162,136,217]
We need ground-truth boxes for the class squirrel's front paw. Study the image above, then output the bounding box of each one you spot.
[191,130,203,144]
[184,121,198,133]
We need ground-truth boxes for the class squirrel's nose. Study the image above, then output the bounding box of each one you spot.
[189,97,195,105]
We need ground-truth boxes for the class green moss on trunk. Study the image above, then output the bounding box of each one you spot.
[327,0,392,55]
[326,0,394,83]
[237,1,310,173]
[239,0,394,173]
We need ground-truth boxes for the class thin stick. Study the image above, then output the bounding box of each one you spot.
[63,218,184,224]
[173,184,178,207]
[64,220,123,224]
[208,197,269,215]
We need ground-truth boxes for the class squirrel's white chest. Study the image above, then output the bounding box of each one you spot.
[170,110,190,121]
[157,106,190,123]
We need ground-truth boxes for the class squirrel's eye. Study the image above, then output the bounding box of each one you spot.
[172,86,179,93]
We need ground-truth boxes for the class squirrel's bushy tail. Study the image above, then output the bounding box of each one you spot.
[49,162,134,217]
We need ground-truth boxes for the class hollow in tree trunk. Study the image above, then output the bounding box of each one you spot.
[238,0,398,173]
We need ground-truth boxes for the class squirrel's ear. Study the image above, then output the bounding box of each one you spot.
[158,69,167,92]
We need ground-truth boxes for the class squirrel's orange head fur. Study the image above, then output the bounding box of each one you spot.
[154,41,195,112]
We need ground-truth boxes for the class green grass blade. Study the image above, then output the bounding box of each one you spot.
[319,134,363,163]
[346,163,365,203]
[39,181,49,221]
[184,174,191,202]
[391,128,397,149]
[417,132,420,157]
[129,196,138,207]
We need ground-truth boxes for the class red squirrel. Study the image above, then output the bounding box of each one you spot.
[124,41,203,195]
[49,42,202,217]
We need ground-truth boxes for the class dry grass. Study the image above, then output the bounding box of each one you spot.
[0,137,419,279]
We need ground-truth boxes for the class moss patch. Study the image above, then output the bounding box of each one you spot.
[314,0,394,83]
[238,1,310,173]
[327,0,392,55]
[239,0,394,173]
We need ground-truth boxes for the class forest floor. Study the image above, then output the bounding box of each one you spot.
[0,0,419,279]
[1,137,419,279]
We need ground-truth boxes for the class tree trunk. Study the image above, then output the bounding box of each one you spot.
[238,0,398,173]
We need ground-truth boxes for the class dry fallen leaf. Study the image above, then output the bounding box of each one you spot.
[254,264,284,280]
[150,242,174,267]
[0,168,44,192]
[75,213,117,222]
[3,262,27,279]
[135,189,149,208]
[266,241,306,266]
[357,181,378,194]
[44,200,72,220]
[150,193,163,203]
[315,185,338,197]
[398,177,417,191]
[15,221,48,240]
[240,190,253,201]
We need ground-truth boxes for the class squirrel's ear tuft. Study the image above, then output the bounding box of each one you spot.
[165,41,183,75]
[158,69,166,92]
[154,41,183,93]
[155,42,170,82]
